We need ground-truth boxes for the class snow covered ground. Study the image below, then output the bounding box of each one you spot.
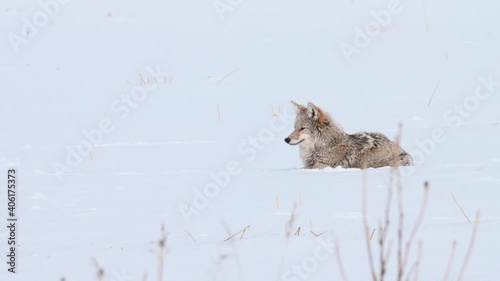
[1,0,500,280]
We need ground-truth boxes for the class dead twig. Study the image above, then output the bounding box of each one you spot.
[224,225,251,242]
[217,68,239,84]
[450,192,471,223]
[310,230,325,237]
[184,229,196,242]
[427,79,443,107]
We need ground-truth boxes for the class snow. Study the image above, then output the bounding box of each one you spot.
[1,0,500,280]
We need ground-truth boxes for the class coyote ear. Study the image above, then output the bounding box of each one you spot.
[307,102,320,120]
[290,100,306,112]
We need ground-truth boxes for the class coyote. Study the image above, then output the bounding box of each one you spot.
[284,101,413,169]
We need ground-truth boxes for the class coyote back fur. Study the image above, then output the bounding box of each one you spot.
[284,101,413,169]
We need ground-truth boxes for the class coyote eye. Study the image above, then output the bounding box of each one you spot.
[299,128,305,131]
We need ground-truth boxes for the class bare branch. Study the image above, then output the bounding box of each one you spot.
[362,169,379,281]
[401,182,430,276]
[335,242,350,281]
[457,212,480,281]
[443,241,457,281]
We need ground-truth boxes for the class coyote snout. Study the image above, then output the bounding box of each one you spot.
[284,128,309,145]
[286,101,413,169]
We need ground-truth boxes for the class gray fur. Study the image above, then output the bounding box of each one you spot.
[285,101,413,169]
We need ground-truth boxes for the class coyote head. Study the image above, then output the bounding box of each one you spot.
[284,101,332,146]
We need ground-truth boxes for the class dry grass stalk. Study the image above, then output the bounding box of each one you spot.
[276,196,280,209]
[370,228,375,240]
[217,105,221,122]
[457,212,480,281]
[427,79,443,107]
[184,229,196,242]
[91,258,105,281]
[450,192,471,223]
[224,225,251,242]
[308,218,324,236]
[299,192,303,207]
[157,224,167,281]
[90,151,93,160]
[217,68,239,84]
[221,221,245,280]
[310,230,325,237]
[294,226,301,236]
[271,105,282,117]
[285,205,297,238]
[240,226,248,240]
[277,204,297,280]
[442,241,457,281]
